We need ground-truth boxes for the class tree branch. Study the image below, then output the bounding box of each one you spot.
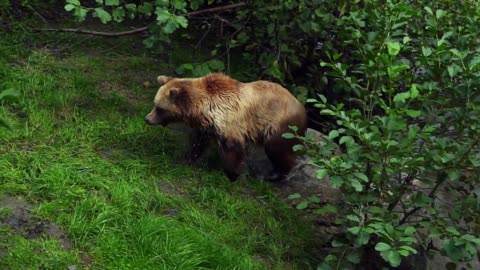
[32,2,247,37]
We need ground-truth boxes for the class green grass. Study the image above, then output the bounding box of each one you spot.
[0,26,318,269]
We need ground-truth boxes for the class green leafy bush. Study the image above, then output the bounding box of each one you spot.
[287,1,480,268]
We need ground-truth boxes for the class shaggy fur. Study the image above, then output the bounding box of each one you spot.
[145,73,307,181]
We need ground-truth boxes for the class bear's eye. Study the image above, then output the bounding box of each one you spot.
[155,106,167,114]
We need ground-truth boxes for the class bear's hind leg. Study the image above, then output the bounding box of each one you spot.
[218,139,244,181]
[264,134,302,182]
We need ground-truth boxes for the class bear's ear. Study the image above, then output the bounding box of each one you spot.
[157,75,173,85]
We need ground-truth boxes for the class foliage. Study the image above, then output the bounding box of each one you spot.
[283,1,480,268]
[52,0,480,268]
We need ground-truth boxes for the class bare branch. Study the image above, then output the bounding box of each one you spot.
[32,2,247,37]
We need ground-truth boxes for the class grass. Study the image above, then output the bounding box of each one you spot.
[0,21,318,269]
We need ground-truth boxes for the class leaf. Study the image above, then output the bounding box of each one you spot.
[296,201,309,210]
[353,172,368,182]
[289,125,299,132]
[404,226,416,235]
[66,0,80,4]
[112,7,125,22]
[400,245,417,254]
[393,91,410,103]
[318,94,327,103]
[288,193,301,199]
[138,2,153,15]
[346,252,361,264]
[351,179,363,192]
[435,9,446,19]
[410,83,419,98]
[282,132,295,139]
[422,46,432,57]
[328,130,339,140]
[447,64,462,78]
[347,226,361,235]
[176,16,188,28]
[339,136,354,146]
[308,195,321,203]
[386,41,401,56]
[382,250,401,267]
[316,169,328,179]
[405,109,421,118]
[292,144,304,152]
[368,206,384,214]
[172,0,187,10]
[162,20,178,34]
[313,205,338,215]
[105,0,119,6]
[207,59,224,71]
[424,6,433,15]
[64,4,75,11]
[375,242,392,251]
[94,8,112,24]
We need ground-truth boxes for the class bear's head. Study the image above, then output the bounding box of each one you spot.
[144,75,194,126]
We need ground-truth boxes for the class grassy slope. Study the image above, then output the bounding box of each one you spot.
[0,24,317,269]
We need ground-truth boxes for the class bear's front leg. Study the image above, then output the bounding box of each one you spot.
[185,128,212,164]
[218,139,244,181]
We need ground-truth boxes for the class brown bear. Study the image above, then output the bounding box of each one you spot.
[144,73,307,181]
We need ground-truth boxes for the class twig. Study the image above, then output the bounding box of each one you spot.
[32,2,247,37]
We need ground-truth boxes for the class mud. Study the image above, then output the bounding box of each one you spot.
[0,197,72,250]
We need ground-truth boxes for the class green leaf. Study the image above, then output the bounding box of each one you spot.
[368,206,384,214]
[410,84,419,98]
[346,252,361,264]
[447,64,462,77]
[172,0,187,10]
[292,144,304,152]
[382,250,402,267]
[288,193,301,199]
[64,4,75,11]
[351,179,363,192]
[393,91,410,103]
[375,242,392,252]
[66,0,80,5]
[74,7,88,21]
[339,136,354,146]
[176,16,188,28]
[386,41,401,56]
[328,130,339,140]
[353,172,368,182]
[400,245,417,254]
[282,132,295,139]
[404,226,416,235]
[405,109,421,118]
[94,8,112,24]
[162,20,178,34]
[316,169,328,179]
[347,226,361,235]
[422,46,432,57]
[296,201,309,210]
[207,59,224,71]
[313,205,338,215]
[308,195,321,203]
[435,9,446,19]
[112,7,125,22]
[138,2,153,15]
[105,0,119,6]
